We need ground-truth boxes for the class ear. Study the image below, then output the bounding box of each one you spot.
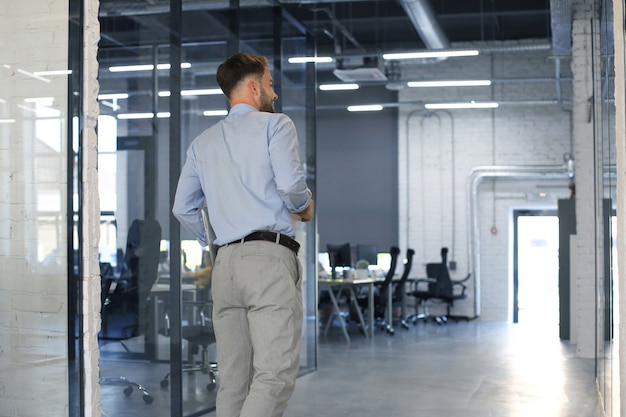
[247,78,260,97]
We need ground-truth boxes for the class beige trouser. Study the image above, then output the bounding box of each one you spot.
[212,240,303,417]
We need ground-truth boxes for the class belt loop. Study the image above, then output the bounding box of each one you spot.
[275,232,280,244]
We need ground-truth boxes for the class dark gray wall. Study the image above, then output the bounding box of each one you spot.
[316,85,399,255]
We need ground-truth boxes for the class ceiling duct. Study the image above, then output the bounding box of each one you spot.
[549,0,572,57]
[397,0,451,50]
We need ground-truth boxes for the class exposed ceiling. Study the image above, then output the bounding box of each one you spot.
[99,0,553,57]
[283,0,552,55]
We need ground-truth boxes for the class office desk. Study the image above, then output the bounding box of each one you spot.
[318,278,375,342]
[148,282,197,360]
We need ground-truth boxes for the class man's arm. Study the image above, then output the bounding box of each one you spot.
[172,153,208,246]
[295,198,314,222]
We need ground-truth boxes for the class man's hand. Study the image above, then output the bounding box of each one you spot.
[297,199,314,222]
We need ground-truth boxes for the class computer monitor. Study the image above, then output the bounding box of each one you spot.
[356,244,378,266]
[327,243,352,279]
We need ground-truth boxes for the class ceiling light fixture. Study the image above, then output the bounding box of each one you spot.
[0,119,16,124]
[383,49,479,60]
[17,69,51,83]
[98,93,129,100]
[347,104,383,112]
[425,101,499,110]
[117,113,154,119]
[408,80,491,88]
[288,57,333,64]
[33,70,72,76]
[109,63,191,72]
[158,88,222,97]
[319,83,359,91]
[203,110,228,116]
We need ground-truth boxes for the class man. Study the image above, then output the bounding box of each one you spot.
[172,52,314,417]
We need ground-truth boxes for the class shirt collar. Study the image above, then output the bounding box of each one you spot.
[227,103,257,117]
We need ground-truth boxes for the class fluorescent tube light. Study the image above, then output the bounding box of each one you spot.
[17,69,51,83]
[117,112,172,119]
[24,97,54,103]
[0,119,16,124]
[319,83,359,91]
[203,110,228,116]
[347,104,383,112]
[156,63,192,70]
[33,70,72,76]
[117,113,154,119]
[159,88,223,97]
[109,63,191,72]
[288,56,333,64]
[425,101,499,110]
[98,93,129,100]
[182,88,222,96]
[383,49,479,60]
[109,64,154,72]
[408,80,491,88]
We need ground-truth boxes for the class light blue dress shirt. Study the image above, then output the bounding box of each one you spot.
[173,103,311,247]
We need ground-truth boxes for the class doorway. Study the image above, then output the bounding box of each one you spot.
[513,210,559,325]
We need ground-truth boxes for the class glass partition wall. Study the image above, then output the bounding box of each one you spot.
[596,2,617,414]
[96,2,317,416]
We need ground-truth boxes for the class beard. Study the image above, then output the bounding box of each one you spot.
[259,89,275,113]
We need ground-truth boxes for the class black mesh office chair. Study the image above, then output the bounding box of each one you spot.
[408,247,471,324]
[100,218,162,404]
[160,299,218,392]
[391,248,415,330]
[358,246,400,335]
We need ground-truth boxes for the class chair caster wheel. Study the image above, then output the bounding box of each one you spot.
[206,373,217,391]
[123,386,133,397]
[160,379,169,389]
[143,394,154,404]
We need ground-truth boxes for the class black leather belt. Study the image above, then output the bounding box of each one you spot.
[221,231,300,255]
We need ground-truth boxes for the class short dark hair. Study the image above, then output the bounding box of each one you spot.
[216,53,268,99]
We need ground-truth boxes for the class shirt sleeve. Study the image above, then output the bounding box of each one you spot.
[268,114,311,213]
[172,147,209,247]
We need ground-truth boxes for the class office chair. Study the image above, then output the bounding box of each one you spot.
[160,299,218,392]
[100,219,162,403]
[99,262,155,404]
[357,246,400,335]
[408,247,471,324]
[391,248,415,330]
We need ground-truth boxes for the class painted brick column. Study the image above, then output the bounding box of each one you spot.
[82,0,101,416]
[570,0,602,358]
[612,0,626,413]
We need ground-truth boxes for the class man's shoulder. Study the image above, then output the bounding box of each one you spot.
[192,121,223,142]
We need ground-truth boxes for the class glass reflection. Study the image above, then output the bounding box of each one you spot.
[98,2,316,415]
[0,2,70,415]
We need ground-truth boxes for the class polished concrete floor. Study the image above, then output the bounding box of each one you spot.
[101,319,608,417]
[206,319,603,417]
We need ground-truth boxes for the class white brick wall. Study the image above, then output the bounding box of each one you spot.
[570,0,602,359]
[0,1,72,417]
[1,1,101,416]
[399,42,573,322]
[398,1,610,361]
[398,28,607,345]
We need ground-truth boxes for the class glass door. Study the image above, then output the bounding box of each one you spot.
[97,2,317,416]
